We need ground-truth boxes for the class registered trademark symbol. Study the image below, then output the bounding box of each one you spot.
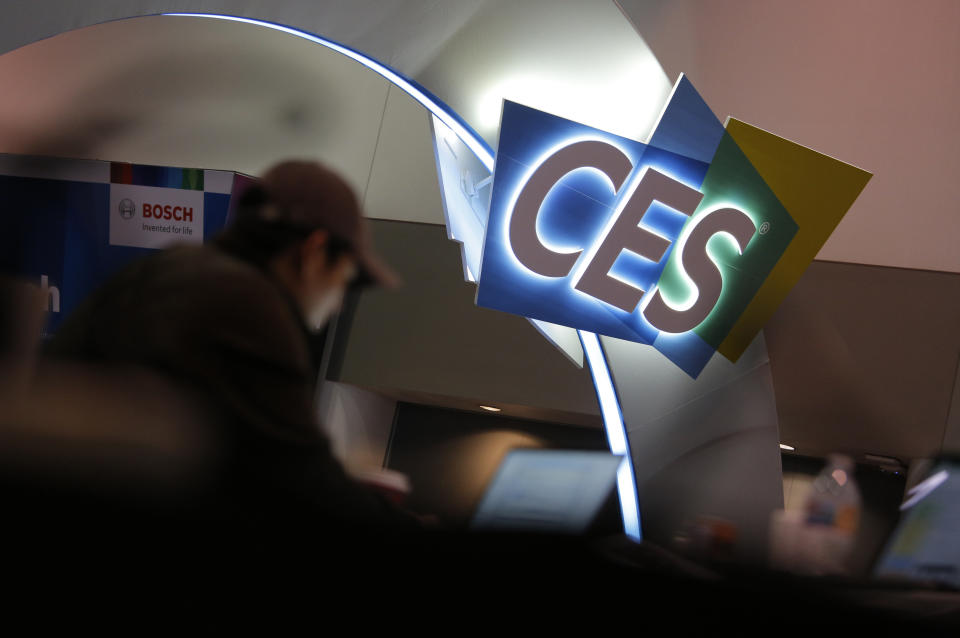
[758,221,771,235]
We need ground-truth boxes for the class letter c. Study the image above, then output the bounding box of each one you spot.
[509,141,633,278]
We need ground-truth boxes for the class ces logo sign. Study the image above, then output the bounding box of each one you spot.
[506,140,756,336]
[476,77,871,377]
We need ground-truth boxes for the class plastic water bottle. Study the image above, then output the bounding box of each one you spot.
[802,454,862,574]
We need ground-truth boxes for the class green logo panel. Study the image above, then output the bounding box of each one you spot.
[655,131,798,349]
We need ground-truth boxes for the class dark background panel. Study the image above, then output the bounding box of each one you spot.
[385,402,619,531]
[326,219,601,425]
[766,260,960,460]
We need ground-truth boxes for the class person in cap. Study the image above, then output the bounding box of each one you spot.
[45,159,417,532]
[218,159,399,330]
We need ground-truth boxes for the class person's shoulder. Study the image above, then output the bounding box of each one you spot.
[146,244,280,299]
[48,244,309,370]
[156,245,297,321]
[152,244,260,280]
[159,246,314,394]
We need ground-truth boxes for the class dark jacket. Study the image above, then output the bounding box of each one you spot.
[45,242,415,531]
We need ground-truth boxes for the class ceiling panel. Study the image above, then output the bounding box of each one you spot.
[0,1,489,77]
[618,0,960,273]
[415,0,670,149]
[0,15,392,194]
[363,84,445,224]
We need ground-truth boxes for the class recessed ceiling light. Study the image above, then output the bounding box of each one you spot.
[479,405,501,412]
[779,443,795,451]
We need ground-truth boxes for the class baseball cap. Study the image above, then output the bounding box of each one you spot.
[252,160,399,288]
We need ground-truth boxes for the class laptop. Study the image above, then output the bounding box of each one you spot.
[872,456,960,590]
[470,449,622,534]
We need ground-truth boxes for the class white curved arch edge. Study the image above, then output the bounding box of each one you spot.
[579,330,642,540]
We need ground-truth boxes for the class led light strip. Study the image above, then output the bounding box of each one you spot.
[163,12,641,540]
[579,330,642,540]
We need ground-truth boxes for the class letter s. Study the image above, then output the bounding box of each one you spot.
[509,141,633,278]
[643,208,756,334]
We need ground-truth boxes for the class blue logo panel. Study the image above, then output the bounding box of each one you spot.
[476,100,708,347]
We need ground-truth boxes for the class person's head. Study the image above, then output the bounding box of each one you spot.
[215,160,397,330]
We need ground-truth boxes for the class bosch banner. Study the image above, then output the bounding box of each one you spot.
[0,154,239,335]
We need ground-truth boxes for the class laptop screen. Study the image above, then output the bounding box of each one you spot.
[873,458,960,589]
[470,449,622,534]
